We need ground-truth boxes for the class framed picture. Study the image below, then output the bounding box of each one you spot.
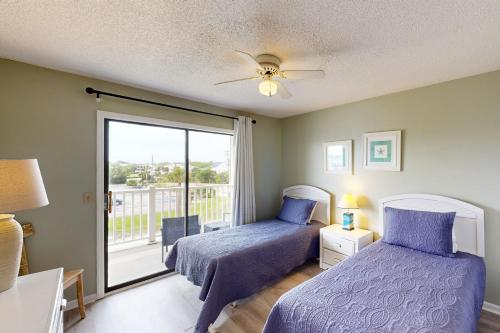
[363,130,402,171]
[324,140,352,174]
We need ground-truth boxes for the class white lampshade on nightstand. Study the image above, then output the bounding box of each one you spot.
[0,159,49,292]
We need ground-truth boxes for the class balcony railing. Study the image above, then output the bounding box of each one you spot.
[108,184,232,245]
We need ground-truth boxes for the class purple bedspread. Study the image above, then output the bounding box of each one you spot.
[263,241,486,333]
[165,219,323,333]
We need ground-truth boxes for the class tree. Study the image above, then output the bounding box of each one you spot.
[126,177,142,187]
[216,171,229,184]
[190,161,213,169]
[110,162,136,184]
[166,167,185,185]
[191,168,217,184]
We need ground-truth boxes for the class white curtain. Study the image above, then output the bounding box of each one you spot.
[231,116,256,226]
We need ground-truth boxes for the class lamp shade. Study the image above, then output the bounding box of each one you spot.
[337,193,359,210]
[0,159,49,213]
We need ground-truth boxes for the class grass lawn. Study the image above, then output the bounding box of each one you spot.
[108,196,228,240]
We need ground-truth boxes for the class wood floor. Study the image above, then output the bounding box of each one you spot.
[65,261,500,333]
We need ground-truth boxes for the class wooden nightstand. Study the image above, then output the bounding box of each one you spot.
[320,224,373,269]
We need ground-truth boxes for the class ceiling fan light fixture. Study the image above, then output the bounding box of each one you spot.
[258,79,278,97]
[214,51,324,99]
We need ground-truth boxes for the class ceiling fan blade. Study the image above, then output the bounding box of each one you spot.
[280,70,325,80]
[235,50,263,70]
[275,81,292,99]
[214,76,260,86]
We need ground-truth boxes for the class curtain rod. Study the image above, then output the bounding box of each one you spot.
[85,87,256,124]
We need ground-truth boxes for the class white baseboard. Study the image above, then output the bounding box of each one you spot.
[483,301,500,315]
[65,294,97,311]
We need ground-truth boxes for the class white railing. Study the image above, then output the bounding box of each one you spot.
[107,184,232,245]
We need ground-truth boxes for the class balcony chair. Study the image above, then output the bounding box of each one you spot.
[161,215,200,261]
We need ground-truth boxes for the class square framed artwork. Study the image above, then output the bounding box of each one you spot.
[324,140,352,174]
[363,130,402,171]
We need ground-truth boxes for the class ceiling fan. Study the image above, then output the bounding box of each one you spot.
[214,51,325,99]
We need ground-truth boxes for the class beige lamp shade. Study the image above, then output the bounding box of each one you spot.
[337,193,359,210]
[0,159,49,213]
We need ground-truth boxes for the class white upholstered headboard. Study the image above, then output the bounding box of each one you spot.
[379,194,485,257]
[283,185,331,225]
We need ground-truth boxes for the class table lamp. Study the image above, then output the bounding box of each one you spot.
[338,193,358,230]
[0,159,49,292]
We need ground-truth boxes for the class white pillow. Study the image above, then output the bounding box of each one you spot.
[452,229,458,253]
[306,201,318,224]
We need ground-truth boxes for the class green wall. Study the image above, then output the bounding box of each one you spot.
[281,70,500,305]
[2,57,499,307]
[0,59,282,297]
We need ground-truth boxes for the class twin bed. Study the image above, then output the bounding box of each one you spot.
[263,194,486,333]
[166,185,331,333]
[166,187,486,333]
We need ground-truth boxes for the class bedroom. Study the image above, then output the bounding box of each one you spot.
[0,1,499,332]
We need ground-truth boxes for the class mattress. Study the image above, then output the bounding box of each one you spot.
[263,240,486,333]
[165,219,323,333]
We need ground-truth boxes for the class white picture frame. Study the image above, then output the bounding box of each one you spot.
[363,130,402,171]
[324,140,352,174]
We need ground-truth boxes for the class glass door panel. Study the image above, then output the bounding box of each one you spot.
[188,131,233,234]
[103,118,234,292]
[105,120,185,291]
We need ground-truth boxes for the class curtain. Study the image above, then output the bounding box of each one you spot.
[231,116,256,226]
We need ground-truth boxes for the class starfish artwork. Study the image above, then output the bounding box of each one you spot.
[365,132,400,171]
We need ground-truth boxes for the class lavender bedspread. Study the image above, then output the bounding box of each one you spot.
[165,219,323,333]
[263,241,486,333]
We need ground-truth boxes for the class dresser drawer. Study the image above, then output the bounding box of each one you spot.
[51,281,65,333]
[323,248,347,266]
[322,232,355,256]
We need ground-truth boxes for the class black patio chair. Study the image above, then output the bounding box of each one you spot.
[161,215,200,261]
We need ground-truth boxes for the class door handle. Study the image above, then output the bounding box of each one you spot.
[107,191,113,213]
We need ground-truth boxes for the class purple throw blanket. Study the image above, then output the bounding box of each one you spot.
[263,241,485,333]
[165,219,323,333]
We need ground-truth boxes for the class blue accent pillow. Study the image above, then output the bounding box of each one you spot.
[382,207,456,257]
[277,196,318,225]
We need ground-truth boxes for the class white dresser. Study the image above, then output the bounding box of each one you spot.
[320,224,373,269]
[0,268,65,333]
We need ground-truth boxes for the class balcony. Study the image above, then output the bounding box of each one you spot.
[108,184,232,287]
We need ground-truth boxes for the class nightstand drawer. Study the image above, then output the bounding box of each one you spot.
[323,248,347,266]
[322,232,355,255]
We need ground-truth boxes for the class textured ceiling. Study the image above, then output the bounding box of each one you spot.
[1,1,500,118]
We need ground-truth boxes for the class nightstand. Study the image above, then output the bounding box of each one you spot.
[320,224,373,269]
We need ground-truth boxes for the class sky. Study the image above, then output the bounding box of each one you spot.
[108,121,231,163]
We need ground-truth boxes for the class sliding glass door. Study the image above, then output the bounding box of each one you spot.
[103,118,233,292]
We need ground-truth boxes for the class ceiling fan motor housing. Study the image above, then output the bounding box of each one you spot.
[256,54,281,76]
